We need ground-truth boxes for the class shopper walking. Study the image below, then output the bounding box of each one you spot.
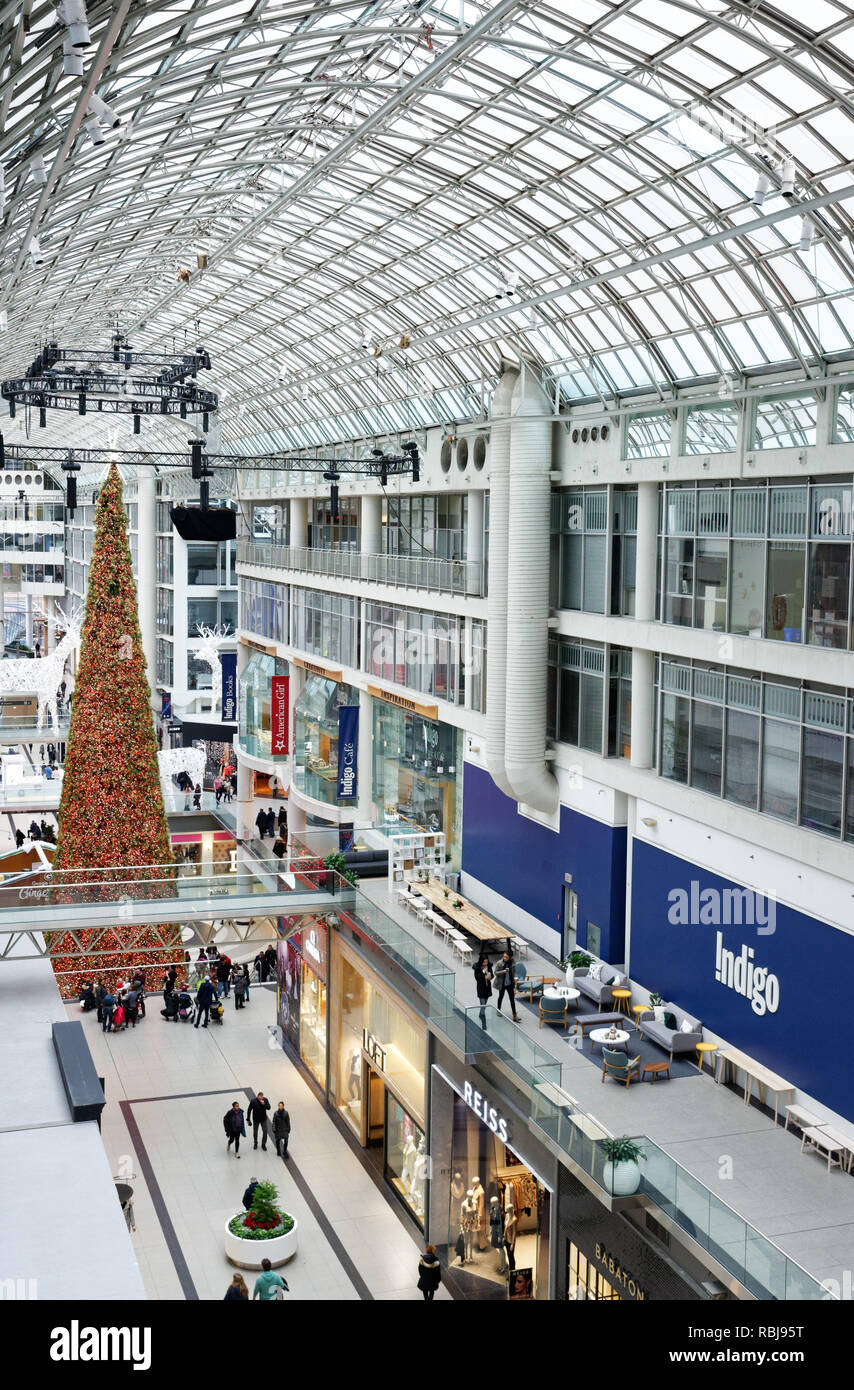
[232,965,246,1009]
[183,784,192,811]
[213,774,223,804]
[272,835,286,861]
[216,954,231,999]
[253,1258,288,1300]
[242,963,252,1003]
[273,1101,291,1160]
[473,953,493,1027]
[493,953,520,1021]
[248,1092,271,1150]
[195,975,215,1028]
[193,783,202,810]
[223,1101,245,1158]
[224,1274,248,1301]
[255,807,268,839]
[417,1246,442,1301]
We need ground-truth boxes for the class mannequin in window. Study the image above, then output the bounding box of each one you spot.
[503,1207,518,1274]
[401,1130,417,1191]
[460,1190,478,1264]
[471,1175,487,1249]
[450,1171,466,1204]
[490,1196,506,1274]
[411,1137,427,1216]
[348,1046,361,1101]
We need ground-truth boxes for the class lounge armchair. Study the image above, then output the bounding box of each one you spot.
[601,1047,641,1088]
[539,995,568,1030]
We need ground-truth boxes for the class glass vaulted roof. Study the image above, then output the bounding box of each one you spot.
[1,0,854,452]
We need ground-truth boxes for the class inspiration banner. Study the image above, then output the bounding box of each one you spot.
[336,705,359,800]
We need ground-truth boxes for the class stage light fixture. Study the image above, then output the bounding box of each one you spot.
[62,35,84,75]
[30,155,47,187]
[780,160,796,196]
[752,171,770,207]
[87,93,120,130]
[799,215,815,252]
[28,237,44,267]
[84,116,105,146]
[58,0,91,48]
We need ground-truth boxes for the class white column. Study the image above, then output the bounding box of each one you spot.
[466,489,484,595]
[25,594,33,648]
[236,637,252,841]
[631,481,658,770]
[290,497,308,550]
[136,471,157,700]
[0,567,6,649]
[360,494,382,555]
[630,648,655,769]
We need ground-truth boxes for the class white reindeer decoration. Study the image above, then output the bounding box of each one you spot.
[194,623,233,714]
[0,602,83,730]
[157,743,206,802]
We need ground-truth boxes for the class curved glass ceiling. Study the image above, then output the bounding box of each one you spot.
[1,0,854,451]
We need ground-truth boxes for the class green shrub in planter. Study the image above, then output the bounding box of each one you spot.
[228,1180,294,1242]
[601,1137,645,1165]
[566,951,592,970]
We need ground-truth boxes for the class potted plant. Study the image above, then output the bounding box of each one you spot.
[453,898,463,909]
[443,887,450,899]
[225,1179,298,1269]
[322,851,358,887]
[563,950,592,983]
[600,1137,645,1197]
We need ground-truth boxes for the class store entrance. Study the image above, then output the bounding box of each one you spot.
[562,886,577,959]
[367,1065,385,1146]
[446,1095,549,1299]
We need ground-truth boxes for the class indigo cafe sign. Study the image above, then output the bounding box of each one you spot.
[337,705,359,800]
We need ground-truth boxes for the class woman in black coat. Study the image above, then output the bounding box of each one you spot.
[473,953,493,1025]
[417,1246,442,1301]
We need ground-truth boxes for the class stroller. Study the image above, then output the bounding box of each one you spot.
[176,990,194,1022]
[208,996,225,1025]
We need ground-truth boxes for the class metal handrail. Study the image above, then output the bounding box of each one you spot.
[237,539,483,596]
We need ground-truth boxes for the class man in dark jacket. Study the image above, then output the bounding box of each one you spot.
[417,1246,442,1301]
[223,1101,244,1158]
[216,954,231,999]
[273,1102,291,1159]
[265,807,277,838]
[247,1092,271,1150]
[195,977,215,1028]
[263,945,277,980]
[101,991,116,1032]
[255,808,268,839]
[242,1178,260,1211]
[493,953,520,1022]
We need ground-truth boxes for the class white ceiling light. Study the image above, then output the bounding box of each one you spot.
[62,35,84,76]
[87,93,121,131]
[752,171,771,207]
[799,215,815,252]
[57,0,91,50]
[84,117,104,146]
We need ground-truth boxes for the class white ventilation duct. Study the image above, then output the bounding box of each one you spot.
[503,367,559,815]
[485,364,519,798]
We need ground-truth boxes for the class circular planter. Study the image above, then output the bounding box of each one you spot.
[224,1217,298,1269]
[602,1160,642,1197]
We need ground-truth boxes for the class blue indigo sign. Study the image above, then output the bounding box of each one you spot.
[221,651,237,722]
[337,705,359,800]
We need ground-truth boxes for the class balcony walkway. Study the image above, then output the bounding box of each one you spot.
[358,877,854,1298]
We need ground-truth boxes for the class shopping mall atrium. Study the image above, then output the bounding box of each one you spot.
[2,0,854,1320]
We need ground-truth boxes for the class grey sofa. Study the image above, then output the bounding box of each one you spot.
[573,961,626,1010]
[637,1002,702,1061]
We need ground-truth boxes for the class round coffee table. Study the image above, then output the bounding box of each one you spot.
[589,1026,629,1054]
[643,1061,671,1083]
[543,986,580,1005]
[696,1042,718,1072]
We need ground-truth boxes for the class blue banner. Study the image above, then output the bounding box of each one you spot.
[221,651,237,723]
[337,705,359,801]
[161,691,172,721]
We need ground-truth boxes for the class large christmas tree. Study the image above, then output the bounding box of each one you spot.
[49,464,179,997]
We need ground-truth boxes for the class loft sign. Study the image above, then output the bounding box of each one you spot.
[463,1080,509,1143]
[362,1028,386,1071]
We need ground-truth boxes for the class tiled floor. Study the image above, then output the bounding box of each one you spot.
[69,988,450,1302]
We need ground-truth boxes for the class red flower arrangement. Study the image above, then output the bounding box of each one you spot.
[47,464,179,998]
[243,1214,279,1231]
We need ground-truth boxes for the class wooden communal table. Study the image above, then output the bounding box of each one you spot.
[410,877,511,943]
[715,1045,794,1125]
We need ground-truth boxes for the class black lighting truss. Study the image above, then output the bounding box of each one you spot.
[0,438,420,515]
[0,336,216,424]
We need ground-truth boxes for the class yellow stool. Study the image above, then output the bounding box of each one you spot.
[632,1003,651,1025]
[612,988,632,1017]
[696,1042,718,1072]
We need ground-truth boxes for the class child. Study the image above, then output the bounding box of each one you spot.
[193,783,202,810]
